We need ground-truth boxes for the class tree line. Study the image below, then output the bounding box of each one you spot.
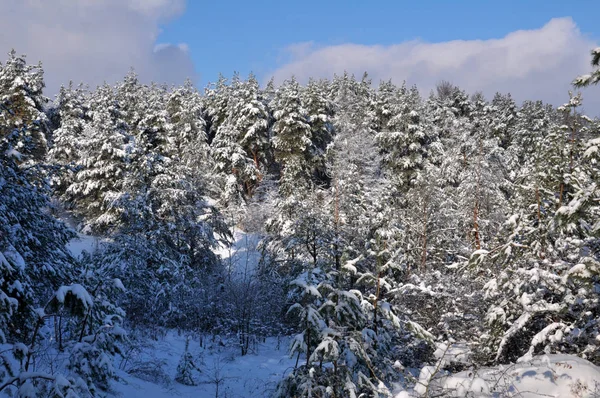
[0,47,599,396]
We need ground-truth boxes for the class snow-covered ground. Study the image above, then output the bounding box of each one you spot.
[111,333,296,398]
[396,351,600,397]
[113,336,600,398]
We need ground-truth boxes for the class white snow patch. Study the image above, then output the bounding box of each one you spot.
[55,284,94,309]
[434,342,473,369]
[67,233,101,258]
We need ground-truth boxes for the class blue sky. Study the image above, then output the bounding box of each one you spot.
[157,0,600,88]
[1,0,599,110]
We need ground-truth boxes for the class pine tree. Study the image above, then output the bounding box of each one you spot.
[175,338,199,386]
[271,77,312,196]
[303,78,333,185]
[65,83,129,234]
[212,73,270,202]
[238,73,271,190]
[164,80,225,272]
[166,79,208,163]
[573,47,600,87]
[490,92,518,149]
[0,52,123,397]
[116,69,144,131]
[474,93,600,365]
[49,82,90,197]
[376,83,441,195]
[0,50,50,164]
[204,73,231,143]
[372,80,397,133]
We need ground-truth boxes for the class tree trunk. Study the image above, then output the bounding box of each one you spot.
[535,184,545,259]
[557,182,564,209]
[373,271,381,337]
[334,178,341,276]
[473,139,483,251]
[569,110,576,173]
[252,150,262,181]
[306,318,311,367]
[473,202,481,250]
[58,315,63,351]
[420,197,429,270]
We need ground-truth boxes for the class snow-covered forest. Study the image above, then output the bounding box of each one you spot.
[1,47,600,397]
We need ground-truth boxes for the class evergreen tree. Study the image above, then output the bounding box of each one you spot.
[376,83,440,194]
[0,52,123,397]
[212,73,270,202]
[303,78,334,185]
[271,77,313,196]
[475,93,600,364]
[573,47,600,87]
[48,82,90,196]
[490,92,518,149]
[0,49,50,164]
[204,73,231,143]
[65,83,129,234]
[175,338,199,386]
[166,79,208,163]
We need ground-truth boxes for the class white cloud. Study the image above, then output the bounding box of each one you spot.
[0,0,195,96]
[269,18,600,113]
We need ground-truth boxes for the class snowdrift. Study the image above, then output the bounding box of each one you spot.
[409,354,600,397]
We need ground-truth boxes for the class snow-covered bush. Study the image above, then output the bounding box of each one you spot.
[175,337,199,386]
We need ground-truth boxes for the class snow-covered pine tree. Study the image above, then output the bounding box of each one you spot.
[436,91,509,256]
[124,81,169,197]
[115,68,144,132]
[474,92,600,365]
[114,81,186,328]
[175,337,199,385]
[489,92,518,149]
[212,73,270,204]
[507,99,553,171]
[372,79,397,134]
[0,154,74,345]
[0,49,50,165]
[326,72,379,276]
[51,263,126,395]
[204,73,231,144]
[573,46,600,87]
[65,82,129,234]
[303,78,333,185]
[0,52,123,396]
[548,92,585,210]
[48,82,90,197]
[164,79,226,272]
[374,83,446,271]
[271,77,313,196]
[376,83,439,193]
[238,73,271,193]
[0,52,74,302]
[166,78,209,165]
